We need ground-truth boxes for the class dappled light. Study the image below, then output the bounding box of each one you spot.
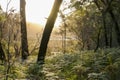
[0,0,120,80]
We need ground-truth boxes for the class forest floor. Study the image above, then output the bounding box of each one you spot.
[0,48,120,80]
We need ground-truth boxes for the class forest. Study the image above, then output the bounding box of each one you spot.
[0,0,120,80]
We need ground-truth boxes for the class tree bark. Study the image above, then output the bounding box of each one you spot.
[109,10,120,46]
[0,42,6,62]
[94,0,109,47]
[102,13,109,47]
[0,20,6,62]
[37,0,63,64]
[20,0,29,60]
[110,24,113,48]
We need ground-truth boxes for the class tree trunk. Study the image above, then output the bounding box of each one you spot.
[0,42,6,62]
[20,0,29,60]
[94,27,101,52]
[37,0,63,64]
[102,13,109,47]
[109,10,120,46]
[94,0,109,47]
[110,25,112,48]
[0,21,6,62]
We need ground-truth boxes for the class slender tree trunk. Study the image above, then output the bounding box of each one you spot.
[0,42,6,62]
[20,0,29,60]
[110,25,112,48]
[63,23,67,54]
[109,10,120,46]
[94,27,101,52]
[60,11,67,54]
[0,22,6,62]
[37,0,63,64]
[102,13,109,47]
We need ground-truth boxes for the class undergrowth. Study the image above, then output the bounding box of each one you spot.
[0,48,120,80]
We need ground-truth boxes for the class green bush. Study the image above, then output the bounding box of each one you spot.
[27,63,46,80]
[45,48,120,80]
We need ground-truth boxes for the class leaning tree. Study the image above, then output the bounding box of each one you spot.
[37,0,63,64]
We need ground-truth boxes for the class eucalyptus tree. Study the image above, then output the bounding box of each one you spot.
[37,0,63,64]
[20,0,29,60]
[69,0,120,50]
[93,0,120,47]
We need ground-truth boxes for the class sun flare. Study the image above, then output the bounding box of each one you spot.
[0,0,61,26]
[26,0,54,25]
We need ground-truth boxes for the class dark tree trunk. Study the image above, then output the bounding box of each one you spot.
[37,0,63,64]
[110,25,112,48]
[0,21,6,62]
[102,13,109,47]
[0,42,6,62]
[109,10,120,46]
[20,0,29,60]
[94,0,109,47]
